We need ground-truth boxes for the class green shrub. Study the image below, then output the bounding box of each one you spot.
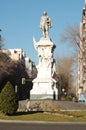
[65,95,72,101]
[0,81,18,115]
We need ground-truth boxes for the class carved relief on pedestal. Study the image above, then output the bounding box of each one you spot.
[33,37,56,79]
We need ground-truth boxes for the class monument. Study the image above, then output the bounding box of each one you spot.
[31,11,57,100]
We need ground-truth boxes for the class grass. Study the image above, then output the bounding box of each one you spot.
[0,111,86,122]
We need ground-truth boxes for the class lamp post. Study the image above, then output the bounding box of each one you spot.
[62,88,67,95]
[61,88,67,100]
[62,88,65,93]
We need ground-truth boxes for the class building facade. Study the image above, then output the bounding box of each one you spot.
[2,48,36,77]
[77,1,86,98]
[2,48,25,61]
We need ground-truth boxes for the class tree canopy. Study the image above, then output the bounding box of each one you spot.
[0,52,32,100]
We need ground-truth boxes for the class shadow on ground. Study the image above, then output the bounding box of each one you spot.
[13,111,44,116]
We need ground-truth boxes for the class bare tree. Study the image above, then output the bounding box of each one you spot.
[56,57,74,96]
[60,24,81,84]
[60,23,86,93]
[0,29,3,50]
[60,24,83,52]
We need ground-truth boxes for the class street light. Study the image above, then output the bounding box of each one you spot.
[62,88,66,96]
[62,88,65,93]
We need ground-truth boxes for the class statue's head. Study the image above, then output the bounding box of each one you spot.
[43,11,47,16]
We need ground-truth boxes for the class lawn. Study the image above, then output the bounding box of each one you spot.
[0,111,86,122]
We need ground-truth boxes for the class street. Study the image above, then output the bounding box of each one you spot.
[0,122,86,130]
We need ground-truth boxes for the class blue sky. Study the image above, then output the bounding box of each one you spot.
[0,0,84,64]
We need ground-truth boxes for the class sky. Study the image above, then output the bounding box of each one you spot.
[0,0,85,64]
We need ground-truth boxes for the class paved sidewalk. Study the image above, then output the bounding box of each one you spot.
[57,101,86,110]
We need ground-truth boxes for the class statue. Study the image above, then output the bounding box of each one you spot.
[31,11,57,100]
[40,11,52,38]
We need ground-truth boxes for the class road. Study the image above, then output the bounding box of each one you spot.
[0,121,86,130]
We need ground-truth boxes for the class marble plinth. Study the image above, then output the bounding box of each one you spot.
[30,78,57,100]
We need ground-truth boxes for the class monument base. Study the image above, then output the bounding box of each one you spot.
[30,78,58,100]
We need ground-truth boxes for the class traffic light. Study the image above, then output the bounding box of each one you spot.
[15,85,18,93]
[22,78,26,85]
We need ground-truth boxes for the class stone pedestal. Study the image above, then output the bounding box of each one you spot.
[31,78,57,99]
[30,37,57,100]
